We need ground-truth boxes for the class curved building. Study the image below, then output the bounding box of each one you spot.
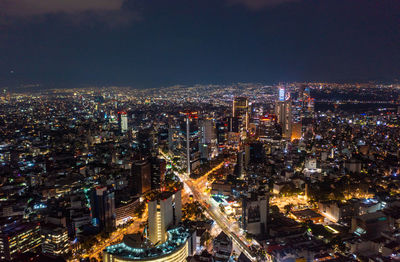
[103,227,190,262]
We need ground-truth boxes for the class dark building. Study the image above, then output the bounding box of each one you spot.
[132,159,152,194]
[228,117,239,133]
[180,111,201,175]
[249,142,265,164]
[351,211,389,239]
[150,157,166,190]
[241,193,268,236]
[234,150,245,177]
[136,128,158,157]
[90,186,116,233]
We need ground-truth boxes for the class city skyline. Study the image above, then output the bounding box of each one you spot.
[2,1,400,262]
[0,0,399,89]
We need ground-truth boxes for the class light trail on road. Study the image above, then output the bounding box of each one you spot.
[159,149,260,261]
[82,214,147,260]
[182,174,258,262]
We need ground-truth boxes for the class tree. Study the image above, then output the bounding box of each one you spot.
[270,205,280,214]
[200,231,211,245]
[219,204,225,213]
[100,230,111,240]
[134,202,146,218]
[283,203,293,215]
[81,236,99,252]
[182,201,205,220]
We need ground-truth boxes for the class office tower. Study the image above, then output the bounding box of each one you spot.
[199,119,218,160]
[241,193,268,236]
[278,87,286,101]
[137,128,157,157]
[244,143,250,168]
[148,190,182,244]
[200,119,216,144]
[275,88,292,139]
[303,86,314,112]
[0,221,41,261]
[234,150,245,177]
[90,186,116,233]
[41,225,69,256]
[121,112,128,133]
[228,117,239,133]
[150,157,166,190]
[168,125,180,152]
[132,159,152,194]
[233,97,249,130]
[118,111,128,133]
[249,142,265,164]
[180,111,200,176]
[291,122,302,140]
[216,121,228,146]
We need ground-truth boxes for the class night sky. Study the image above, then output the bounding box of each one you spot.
[0,0,399,88]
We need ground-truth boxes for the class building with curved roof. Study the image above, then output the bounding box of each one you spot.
[103,226,191,262]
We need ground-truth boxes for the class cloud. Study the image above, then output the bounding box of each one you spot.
[0,0,140,26]
[227,0,298,9]
[0,0,124,16]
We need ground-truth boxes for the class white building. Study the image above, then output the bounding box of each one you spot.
[121,113,128,133]
[148,190,182,244]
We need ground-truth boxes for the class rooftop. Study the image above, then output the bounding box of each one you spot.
[104,227,190,260]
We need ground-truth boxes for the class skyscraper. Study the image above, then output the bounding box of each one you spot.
[228,117,239,133]
[91,186,116,233]
[199,119,218,160]
[233,97,249,131]
[275,88,292,139]
[147,190,182,244]
[119,111,128,133]
[180,111,200,176]
[234,150,245,177]
[150,157,166,190]
[132,158,152,194]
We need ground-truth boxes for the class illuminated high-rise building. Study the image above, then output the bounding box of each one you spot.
[120,112,128,133]
[179,111,200,176]
[150,157,166,190]
[275,88,292,139]
[0,221,41,261]
[148,190,182,244]
[216,120,228,146]
[291,122,302,140]
[41,225,69,256]
[233,97,249,130]
[168,125,180,152]
[199,119,218,160]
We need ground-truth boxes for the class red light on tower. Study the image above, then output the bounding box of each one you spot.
[180,110,198,119]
